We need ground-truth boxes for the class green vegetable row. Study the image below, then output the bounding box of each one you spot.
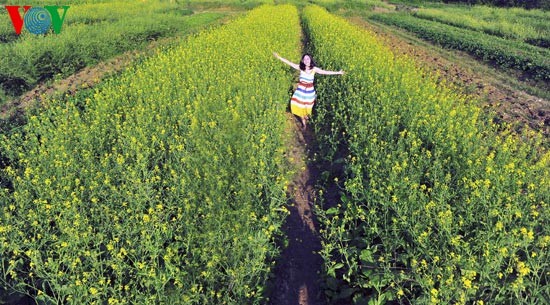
[0,1,193,44]
[370,12,550,83]
[0,3,224,102]
[412,7,550,48]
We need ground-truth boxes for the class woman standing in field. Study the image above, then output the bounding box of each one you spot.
[274,52,344,130]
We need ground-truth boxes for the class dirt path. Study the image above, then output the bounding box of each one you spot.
[270,11,550,304]
[1,12,238,121]
[269,113,325,305]
[348,17,549,137]
[0,49,139,120]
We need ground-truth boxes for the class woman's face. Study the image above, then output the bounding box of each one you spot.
[303,55,311,67]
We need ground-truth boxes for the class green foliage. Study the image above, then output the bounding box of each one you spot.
[312,0,376,12]
[184,0,274,10]
[390,0,549,10]
[309,0,393,16]
[442,0,550,10]
[370,13,550,83]
[0,1,224,101]
[304,5,549,305]
[413,5,550,48]
[0,4,300,304]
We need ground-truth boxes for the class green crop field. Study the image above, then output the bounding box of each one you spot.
[1,1,548,304]
[306,5,549,304]
[412,5,550,48]
[0,0,227,103]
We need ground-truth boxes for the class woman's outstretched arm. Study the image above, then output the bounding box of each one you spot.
[273,52,300,70]
[314,67,345,75]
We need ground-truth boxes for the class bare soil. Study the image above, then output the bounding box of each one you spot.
[1,12,238,121]
[348,17,550,138]
[0,50,138,120]
[269,113,326,305]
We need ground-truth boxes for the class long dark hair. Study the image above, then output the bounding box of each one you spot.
[299,54,316,71]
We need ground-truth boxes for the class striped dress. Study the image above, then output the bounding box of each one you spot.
[290,69,316,118]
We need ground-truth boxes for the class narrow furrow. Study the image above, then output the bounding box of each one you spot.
[270,114,326,305]
[268,8,332,304]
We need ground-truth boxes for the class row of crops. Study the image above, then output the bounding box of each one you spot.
[309,0,393,13]
[1,2,549,305]
[412,5,550,48]
[305,5,549,304]
[0,0,226,102]
[0,4,300,304]
[368,6,550,84]
[0,1,190,44]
